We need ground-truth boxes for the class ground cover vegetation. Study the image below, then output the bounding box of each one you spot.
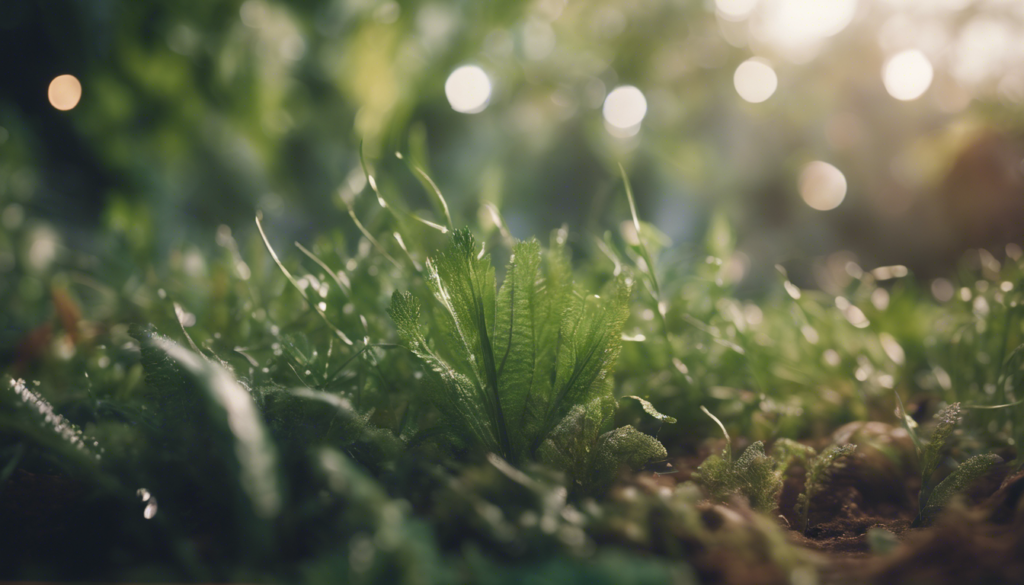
[3,156,1024,585]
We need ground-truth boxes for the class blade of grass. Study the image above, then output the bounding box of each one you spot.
[255,213,355,346]
[700,405,732,461]
[295,242,352,296]
[398,151,454,232]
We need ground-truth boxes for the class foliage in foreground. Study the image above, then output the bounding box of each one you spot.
[2,158,1024,581]
[895,397,1004,526]
[390,229,666,494]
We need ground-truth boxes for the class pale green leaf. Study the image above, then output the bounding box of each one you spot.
[624,395,677,424]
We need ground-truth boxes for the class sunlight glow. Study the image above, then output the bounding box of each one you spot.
[799,161,847,211]
[716,0,758,21]
[48,75,82,111]
[602,85,647,136]
[753,0,857,59]
[445,65,492,114]
[733,58,778,103]
[883,49,933,101]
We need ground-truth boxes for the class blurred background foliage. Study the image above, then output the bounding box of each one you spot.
[3,0,1024,283]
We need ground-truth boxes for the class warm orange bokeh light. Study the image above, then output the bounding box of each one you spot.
[48,74,82,111]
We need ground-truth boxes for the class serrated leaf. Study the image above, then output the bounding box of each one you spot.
[389,290,500,454]
[692,453,736,501]
[624,395,677,424]
[391,228,661,491]
[492,239,560,459]
[542,279,631,446]
[423,228,510,457]
[918,453,1002,525]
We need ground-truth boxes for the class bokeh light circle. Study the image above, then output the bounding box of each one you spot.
[799,161,847,210]
[445,65,492,114]
[734,58,778,103]
[48,74,82,111]
[602,85,648,131]
[883,50,934,101]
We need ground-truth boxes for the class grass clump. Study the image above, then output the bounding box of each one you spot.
[389,229,667,494]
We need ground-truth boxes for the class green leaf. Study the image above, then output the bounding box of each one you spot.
[543,279,631,444]
[262,386,370,449]
[770,438,816,473]
[692,453,736,501]
[798,444,856,533]
[624,396,677,424]
[919,402,962,494]
[733,442,783,513]
[537,392,665,495]
[536,395,614,491]
[423,228,509,457]
[389,290,500,454]
[893,391,923,457]
[694,441,782,513]
[917,453,1002,525]
[152,337,283,520]
[492,239,559,459]
[391,229,660,492]
[589,425,668,494]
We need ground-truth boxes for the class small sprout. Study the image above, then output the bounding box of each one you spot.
[770,438,816,473]
[797,444,856,533]
[693,408,782,513]
[895,395,1002,527]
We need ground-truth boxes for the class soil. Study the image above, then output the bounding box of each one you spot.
[643,429,1024,585]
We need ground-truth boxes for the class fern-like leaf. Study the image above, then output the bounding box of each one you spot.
[391,229,661,490]
[797,444,856,533]
[694,441,782,513]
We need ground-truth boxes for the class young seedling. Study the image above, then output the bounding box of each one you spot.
[895,393,1003,526]
[693,406,782,513]
[794,444,856,533]
[389,229,666,495]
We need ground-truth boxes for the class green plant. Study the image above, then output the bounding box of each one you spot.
[692,407,782,513]
[895,395,1003,526]
[388,229,666,494]
[795,444,856,533]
